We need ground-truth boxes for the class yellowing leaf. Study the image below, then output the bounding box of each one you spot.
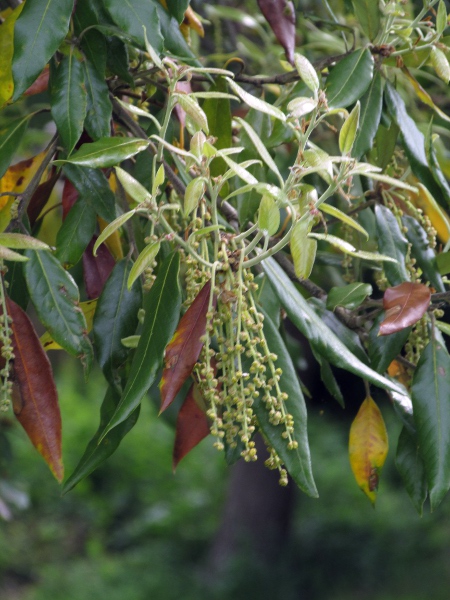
[409,182,450,243]
[349,396,388,504]
[98,216,124,260]
[0,3,24,106]
[40,300,97,351]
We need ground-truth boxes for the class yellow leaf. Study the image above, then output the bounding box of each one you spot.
[409,182,450,244]
[349,396,388,505]
[0,3,24,106]
[40,300,97,351]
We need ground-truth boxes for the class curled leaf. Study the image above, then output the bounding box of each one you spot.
[257,0,296,64]
[379,282,431,336]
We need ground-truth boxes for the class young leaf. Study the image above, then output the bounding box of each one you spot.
[411,331,450,510]
[379,282,431,336]
[0,234,49,251]
[262,256,409,397]
[63,386,140,494]
[127,242,161,290]
[326,282,372,311]
[160,280,214,413]
[294,53,319,94]
[258,195,280,236]
[175,94,209,134]
[395,427,427,515]
[339,101,360,155]
[290,219,317,279]
[431,46,450,84]
[12,0,74,100]
[202,77,232,182]
[320,203,369,239]
[349,396,389,505]
[308,232,397,263]
[173,382,210,470]
[236,117,283,186]
[23,250,93,373]
[101,252,181,438]
[55,200,97,268]
[375,204,410,286]
[50,53,87,155]
[7,298,63,482]
[93,258,142,385]
[325,49,374,109]
[257,0,296,64]
[83,59,113,140]
[226,78,286,122]
[287,97,317,119]
[184,177,205,217]
[55,138,150,169]
[115,167,150,204]
[93,210,136,256]
[352,72,383,159]
[368,312,412,374]
[63,164,116,222]
[103,0,163,51]
[252,308,318,496]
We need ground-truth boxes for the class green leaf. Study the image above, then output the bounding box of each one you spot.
[62,164,116,222]
[50,53,87,155]
[55,138,150,169]
[226,77,286,121]
[115,167,151,204]
[236,117,284,186]
[368,311,411,373]
[103,0,163,51]
[0,247,29,262]
[202,77,232,180]
[402,215,446,293]
[93,210,136,256]
[352,72,383,159]
[325,49,374,109]
[375,204,410,286]
[254,308,318,497]
[83,59,112,140]
[166,0,190,23]
[73,0,107,77]
[258,195,280,236]
[93,258,142,385]
[254,273,281,327]
[308,232,397,263]
[100,252,181,437]
[311,346,344,407]
[153,2,201,64]
[339,101,360,155]
[374,122,399,170]
[411,330,450,510]
[127,242,161,290]
[0,115,30,179]
[262,257,408,397]
[55,199,97,268]
[395,427,427,515]
[23,250,93,373]
[0,233,49,250]
[290,220,317,279]
[184,177,205,217]
[63,386,140,493]
[326,282,372,311]
[352,0,381,41]
[293,53,319,94]
[106,37,133,85]
[436,252,450,275]
[320,203,369,239]
[12,0,74,100]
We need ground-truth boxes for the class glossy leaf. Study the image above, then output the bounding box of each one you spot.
[173,382,210,470]
[63,386,140,493]
[83,59,112,140]
[63,164,116,222]
[402,214,445,293]
[93,258,142,385]
[326,49,374,109]
[7,299,63,482]
[12,0,74,100]
[349,396,388,504]
[101,252,181,438]
[411,331,450,510]
[23,250,93,373]
[41,300,97,351]
[257,0,296,64]
[73,0,107,77]
[395,427,427,515]
[254,308,318,497]
[55,138,150,169]
[339,101,360,155]
[103,0,163,51]
[127,242,161,290]
[165,0,190,23]
[160,281,214,413]
[55,200,97,268]
[352,72,383,159]
[50,53,87,155]
[375,204,410,286]
[379,282,431,336]
[263,257,408,397]
[0,116,30,179]
[352,0,381,40]
[368,311,411,374]
[83,238,115,299]
[326,282,372,311]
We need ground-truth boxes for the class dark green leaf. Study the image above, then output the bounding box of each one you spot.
[23,250,93,373]
[101,252,181,437]
[62,164,116,222]
[12,0,74,100]
[106,37,133,85]
[352,0,381,40]
[73,0,107,77]
[402,214,446,293]
[255,273,281,328]
[263,257,408,397]
[411,330,450,510]
[103,0,163,51]
[5,261,28,310]
[0,116,29,179]
[50,53,87,155]
[203,77,232,180]
[375,204,410,286]
[326,49,374,109]
[374,122,399,170]
[311,346,344,407]
[55,137,150,169]
[425,121,450,209]
[83,60,112,140]
[352,72,383,159]
[395,427,427,515]
[254,308,318,497]
[326,282,372,311]
[63,386,140,493]
[368,311,411,373]
[154,1,200,64]
[55,199,97,268]
[93,258,143,385]
[166,0,190,23]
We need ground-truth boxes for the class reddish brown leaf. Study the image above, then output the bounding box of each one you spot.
[173,382,210,471]
[160,280,214,413]
[7,298,63,482]
[27,169,59,226]
[83,237,115,299]
[62,177,79,220]
[257,0,296,65]
[24,66,50,96]
[379,282,431,336]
